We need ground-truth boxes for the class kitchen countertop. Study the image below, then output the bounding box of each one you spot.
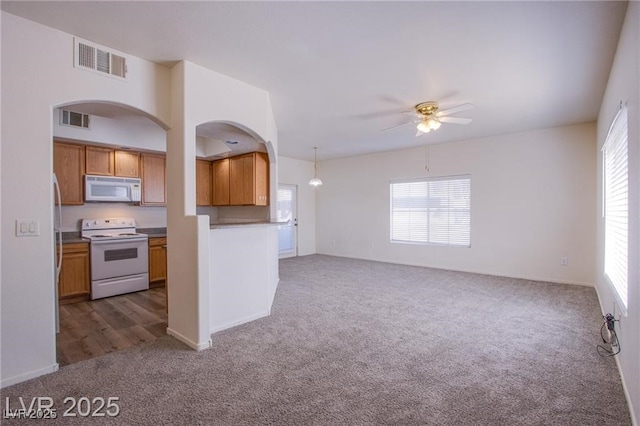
[59,232,88,244]
[59,223,291,241]
[139,227,167,238]
[59,228,167,244]
[209,220,287,229]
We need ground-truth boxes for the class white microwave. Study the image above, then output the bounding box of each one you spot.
[85,175,142,203]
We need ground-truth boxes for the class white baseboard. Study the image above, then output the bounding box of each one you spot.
[316,252,595,287]
[1,363,59,389]
[210,310,270,335]
[166,327,211,351]
[268,277,280,307]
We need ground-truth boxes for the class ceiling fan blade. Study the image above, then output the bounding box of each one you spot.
[439,116,472,125]
[353,108,403,119]
[402,110,422,118]
[381,120,418,132]
[437,103,474,117]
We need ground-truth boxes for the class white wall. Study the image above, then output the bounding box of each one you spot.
[316,123,596,285]
[60,205,166,231]
[596,2,640,422]
[53,109,166,152]
[277,156,317,256]
[0,12,171,387]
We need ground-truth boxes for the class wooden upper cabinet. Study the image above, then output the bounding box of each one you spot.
[53,141,85,205]
[254,152,269,206]
[230,154,253,205]
[115,150,140,177]
[141,153,166,206]
[229,152,269,206]
[212,158,230,206]
[196,159,213,206]
[85,147,140,178]
[85,146,114,175]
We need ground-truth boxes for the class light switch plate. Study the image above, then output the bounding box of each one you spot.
[16,220,40,237]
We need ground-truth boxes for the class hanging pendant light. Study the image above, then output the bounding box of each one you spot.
[308,146,323,187]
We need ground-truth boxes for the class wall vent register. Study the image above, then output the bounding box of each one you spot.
[60,109,90,129]
[75,38,127,79]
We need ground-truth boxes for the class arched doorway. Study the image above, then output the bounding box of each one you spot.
[52,100,170,366]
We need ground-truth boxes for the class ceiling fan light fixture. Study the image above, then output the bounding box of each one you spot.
[416,120,432,133]
[417,117,441,133]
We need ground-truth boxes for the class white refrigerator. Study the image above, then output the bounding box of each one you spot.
[53,173,62,333]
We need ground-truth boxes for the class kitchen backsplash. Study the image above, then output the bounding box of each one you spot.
[60,204,268,231]
[60,204,167,231]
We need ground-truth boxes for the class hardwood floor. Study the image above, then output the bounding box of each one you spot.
[56,287,167,367]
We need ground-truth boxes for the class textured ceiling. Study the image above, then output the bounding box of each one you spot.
[1,1,628,160]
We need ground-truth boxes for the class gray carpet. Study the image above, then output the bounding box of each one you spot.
[1,255,631,425]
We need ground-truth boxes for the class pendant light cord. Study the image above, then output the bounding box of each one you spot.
[314,146,318,177]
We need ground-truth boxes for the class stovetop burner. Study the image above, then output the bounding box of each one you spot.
[81,217,148,241]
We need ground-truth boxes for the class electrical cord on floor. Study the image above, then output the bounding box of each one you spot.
[597,313,621,357]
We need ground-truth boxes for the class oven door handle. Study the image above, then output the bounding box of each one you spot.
[90,237,149,246]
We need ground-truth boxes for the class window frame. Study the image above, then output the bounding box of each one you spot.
[389,174,471,248]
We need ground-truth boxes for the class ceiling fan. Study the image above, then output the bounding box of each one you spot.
[383,101,474,136]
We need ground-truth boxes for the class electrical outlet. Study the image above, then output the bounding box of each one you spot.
[560,257,568,266]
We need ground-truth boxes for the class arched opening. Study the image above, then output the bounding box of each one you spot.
[172,119,280,342]
[194,120,276,224]
[52,100,170,366]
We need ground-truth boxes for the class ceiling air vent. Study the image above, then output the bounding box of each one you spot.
[60,109,90,129]
[74,38,127,80]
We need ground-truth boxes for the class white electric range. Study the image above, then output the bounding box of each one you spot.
[81,217,149,300]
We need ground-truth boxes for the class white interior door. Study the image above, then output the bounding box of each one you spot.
[277,184,297,258]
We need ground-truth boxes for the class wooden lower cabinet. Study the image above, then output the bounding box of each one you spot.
[58,242,90,304]
[149,237,167,288]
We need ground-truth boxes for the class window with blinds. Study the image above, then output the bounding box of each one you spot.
[390,175,471,247]
[603,105,628,313]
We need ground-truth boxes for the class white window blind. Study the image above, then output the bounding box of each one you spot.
[603,105,628,312]
[390,176,470,247]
